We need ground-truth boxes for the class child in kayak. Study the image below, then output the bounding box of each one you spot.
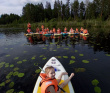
[40,66,74,93]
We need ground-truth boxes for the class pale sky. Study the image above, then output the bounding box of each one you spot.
[0,0,93,16]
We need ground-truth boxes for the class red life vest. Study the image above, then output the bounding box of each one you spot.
[40,73,58,93]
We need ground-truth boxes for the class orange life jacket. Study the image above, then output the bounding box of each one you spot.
[40,73,58,93]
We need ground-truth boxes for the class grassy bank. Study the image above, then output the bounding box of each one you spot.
[0,20,110,30]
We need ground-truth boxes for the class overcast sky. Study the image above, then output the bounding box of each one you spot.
[0,0,93,16]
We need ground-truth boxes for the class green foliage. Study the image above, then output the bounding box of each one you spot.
[18,73,25,77]
[82,60,89,63]
[6,89,14,93]
[91,79,99,86]
[9,82,14,88]
[94,86,101,93]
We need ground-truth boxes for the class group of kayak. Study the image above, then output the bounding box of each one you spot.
[27,23,89,36]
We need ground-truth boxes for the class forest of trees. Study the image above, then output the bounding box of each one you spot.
[0,0,110,25]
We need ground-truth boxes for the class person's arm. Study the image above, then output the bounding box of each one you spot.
[57,72,68,83]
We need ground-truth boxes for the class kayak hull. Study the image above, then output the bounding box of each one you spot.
[33,57,75,93]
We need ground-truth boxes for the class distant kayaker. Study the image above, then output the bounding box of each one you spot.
[36,27,40,33]
[69,27,74,33]
[75,28,79,33]
[80,27,84,33]
[40,66,74,93]
[57,28,61,34]
[83,29,88,34]
[53,28,56,33]
[27,28,32,34]
[64,27,67,33]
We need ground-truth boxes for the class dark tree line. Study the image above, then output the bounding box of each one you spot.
[0,0,110,24]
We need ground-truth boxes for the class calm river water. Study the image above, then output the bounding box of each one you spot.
[0,28,110,93]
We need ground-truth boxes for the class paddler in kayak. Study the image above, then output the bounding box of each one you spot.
[27,22,31,29]
[57,28,61,34]
[36,27,40,33]
[80,27,84,33]
[69,27,74,33]
[27,28,33,34]
[75,28,79,34]
[64,27,67,33]
[40,66,74,93]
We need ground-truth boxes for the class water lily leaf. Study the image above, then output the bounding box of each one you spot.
[6,72,13,79]
[10,48,13,49]
[35,69,41,73]
[75,50,78,52]
[63,56,68,58]
[17,61,22,64]
[6,55,10,57]
[31,56,36,60]
[82,60,89,63]
[40,55,44,57]
[5,79,11,83]
[53,50,57,51]
[13,67,19,71]
[5,48,8,49]
[74,68,86,73]
[64,48,69,50]
[22,59,27,62]
[14,57,19,60]
[6,89,14,93]
[94,86,101,93]
[92,79,99,86]
[69,60,75,64]
[10,64,14,67]
[58,56,61,58]
[43,57,47,60]
[71,56,75,59]
[13,71,19,76]
[9,82,14,88]
[43,47,47,49]
[5,63,9,67]
[19,91,24,93]
[0,62,5,68]
[18,73,24,77]
[94,59,98,60]
[106,54,110,56]
[79,54,84,56]
[0,82,5,87]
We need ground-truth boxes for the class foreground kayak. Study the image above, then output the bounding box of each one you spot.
[33,57,75,93]
[80,33,89,36]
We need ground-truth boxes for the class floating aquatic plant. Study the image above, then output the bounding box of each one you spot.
[75,50,78,52]
[43,57,47,60]
[6,55,10,57]
[5,48,8,49]
[13,67,19,71]
[13,71,19,76]
[9,82,14,88]
[18,73,24,77]
[5,63,9,68]
[14,57,19,60]
[22,59,27,62]
[71,56,75,59]
[58,56,61,58]
[18,91,24,93]
[69,60,75,64]
[10,48,13,49]
[106,54,110,56]
[63,56,68,58]
[91,79,99,86]
[79,54,84,56]
[6,89,14,93]
[5,79,11,84]
[94,59,98,60]
[43,47,47,49]
[35,69,41,73]
[94,86,101,93]
[31,56,36,60]
[40,55,44,57]
[0,82,5,87]
[10,64,14,67]
[64,48,69,50]
[53,50,57,51]
[6,72,13,79]
[74,68,86,73]
[82,60,89,63]
[17,61,22,64]
[0,62,5,68]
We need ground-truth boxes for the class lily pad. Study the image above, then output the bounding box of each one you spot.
[92,79,99,86]
[13,67,19,71]
[18,73,24,77]
[5,63,9,67]
[75,50,78,52]
[35,69,41,73]
[9,82,14,88]
[6,89,14,93]
[106,54,110,56]
[0,82,5,87]
[74,68,86,73]
[94,86,101,93]
[13,71,19,76]
[63,56,68,58]
[58,56,61,58]
[43,47,47,49]
[43,57,47,60]
[17,61,22,64]
[22,59,27,62]
[53,50,57,51]
[23,51,27,53]
[19,91,24,93]
[64,48,69,50]
[31,56,36,60]
[5,79,11,83]
[79,54,84,56]
[69,60,75,64]
[14,57,19,60]
[10,64,14,67]
[71,56,75,59]
[82,60,89,63]
[40,55,44,57]
[6,55,11,57]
